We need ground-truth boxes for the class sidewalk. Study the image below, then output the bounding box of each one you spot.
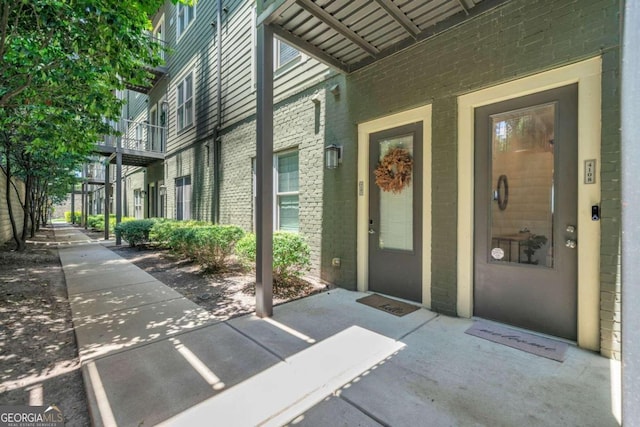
[55,224,620,426]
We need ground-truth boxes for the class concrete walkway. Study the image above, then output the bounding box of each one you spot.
[55,225,621,426]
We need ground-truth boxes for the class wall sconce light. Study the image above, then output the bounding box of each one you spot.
[161,100,169,113]
[325,144,342,169]
[141,190,147,197]
[159,185,167,196]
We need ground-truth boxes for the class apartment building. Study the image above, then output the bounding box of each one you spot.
[87,0,623,359]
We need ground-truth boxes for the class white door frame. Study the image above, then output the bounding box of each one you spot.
[457,57,602,350]
[357,104,433,308]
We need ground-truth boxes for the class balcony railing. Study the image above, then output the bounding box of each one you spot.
[100,119,166,154]
[150,34,166,63]
[125,34,167,94]
[85,161,106,181]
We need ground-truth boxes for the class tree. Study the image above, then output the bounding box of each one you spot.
[0,0,189,250]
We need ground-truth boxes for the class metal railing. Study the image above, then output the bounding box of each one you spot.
[149,34,166,63]
[85,161,106,181]
[100,119,166,154]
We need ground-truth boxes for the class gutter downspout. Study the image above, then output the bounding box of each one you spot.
[213,0,223,224]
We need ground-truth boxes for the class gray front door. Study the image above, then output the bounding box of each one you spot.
[474,84,578,340]
[369,123,422,302]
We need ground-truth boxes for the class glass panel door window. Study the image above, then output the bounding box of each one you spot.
[175,176,192,220]
[490,104,555,267]
[276,151,299,232]
[378,135,414,251]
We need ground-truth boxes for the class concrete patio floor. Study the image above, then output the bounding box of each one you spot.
[55,225,621,426]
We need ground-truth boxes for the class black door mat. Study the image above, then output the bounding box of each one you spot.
[465,321,569,362]
[356,294,420,317]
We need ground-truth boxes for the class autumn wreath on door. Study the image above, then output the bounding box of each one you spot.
[374,147,413,194]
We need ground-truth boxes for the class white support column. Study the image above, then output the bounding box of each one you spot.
[622,0,640,423]
[255,22,274,317]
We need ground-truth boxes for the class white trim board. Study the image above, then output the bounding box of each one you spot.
[457,57,602,351]
[357,105,433,308]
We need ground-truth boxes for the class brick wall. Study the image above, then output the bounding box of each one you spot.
[220,86,328,276]
[0,171,26,245]
[164,142,214,221]
[599,49,621,359]
[52,192,82,220]
[124,169,146,218]
[329,0,621,355]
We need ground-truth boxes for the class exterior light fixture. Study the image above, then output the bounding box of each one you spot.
[159,185,167,196]
[325,144,342,169]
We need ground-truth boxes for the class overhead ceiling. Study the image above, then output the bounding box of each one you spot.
[259,0,502,73]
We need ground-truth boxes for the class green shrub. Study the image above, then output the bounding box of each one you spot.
[148,219,177,247]
[191,225,245,270]
[148,219,208,248]
[162,224,245,271]
[87,214,104,230]
[86,214,135,233]
[64,211,82,223]
[167,226,197,257]
[115,219,158,247]
[236,232,311,287]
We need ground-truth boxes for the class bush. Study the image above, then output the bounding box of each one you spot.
[148,219,206,248]
[163,224,245,271]
[236,232,311,287]
[87,214,104,230]
[86,214,135,233]
[115,219,158,247]
[64,211,82,223]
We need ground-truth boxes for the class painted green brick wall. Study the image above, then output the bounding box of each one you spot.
[219,84,329,277]
[599,48,621,359]
[323,0,620,355]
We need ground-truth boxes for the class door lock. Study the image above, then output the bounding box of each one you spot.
[565,239,577,249]
[566,225,576,233]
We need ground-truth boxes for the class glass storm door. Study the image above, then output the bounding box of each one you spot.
[369,123,422,302]
[474,84,578,340]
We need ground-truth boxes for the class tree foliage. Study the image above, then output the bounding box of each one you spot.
[0,0,187,249]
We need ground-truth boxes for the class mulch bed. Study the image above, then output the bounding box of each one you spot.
[0,227,89,425]
[80,228,329,320]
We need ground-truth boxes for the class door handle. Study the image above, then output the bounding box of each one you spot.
[565,239,577,249]
[368,228,376,234]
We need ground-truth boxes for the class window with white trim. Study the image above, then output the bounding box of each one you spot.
[175,176,192,220]
[134,189,143,219]
[276,151,299,232]
[252,150,300,232]
[275,39,300,69]
[177,72,194,132]
[176,3,195,40]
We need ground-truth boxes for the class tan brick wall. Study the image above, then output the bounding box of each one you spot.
[0,170,26,245]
